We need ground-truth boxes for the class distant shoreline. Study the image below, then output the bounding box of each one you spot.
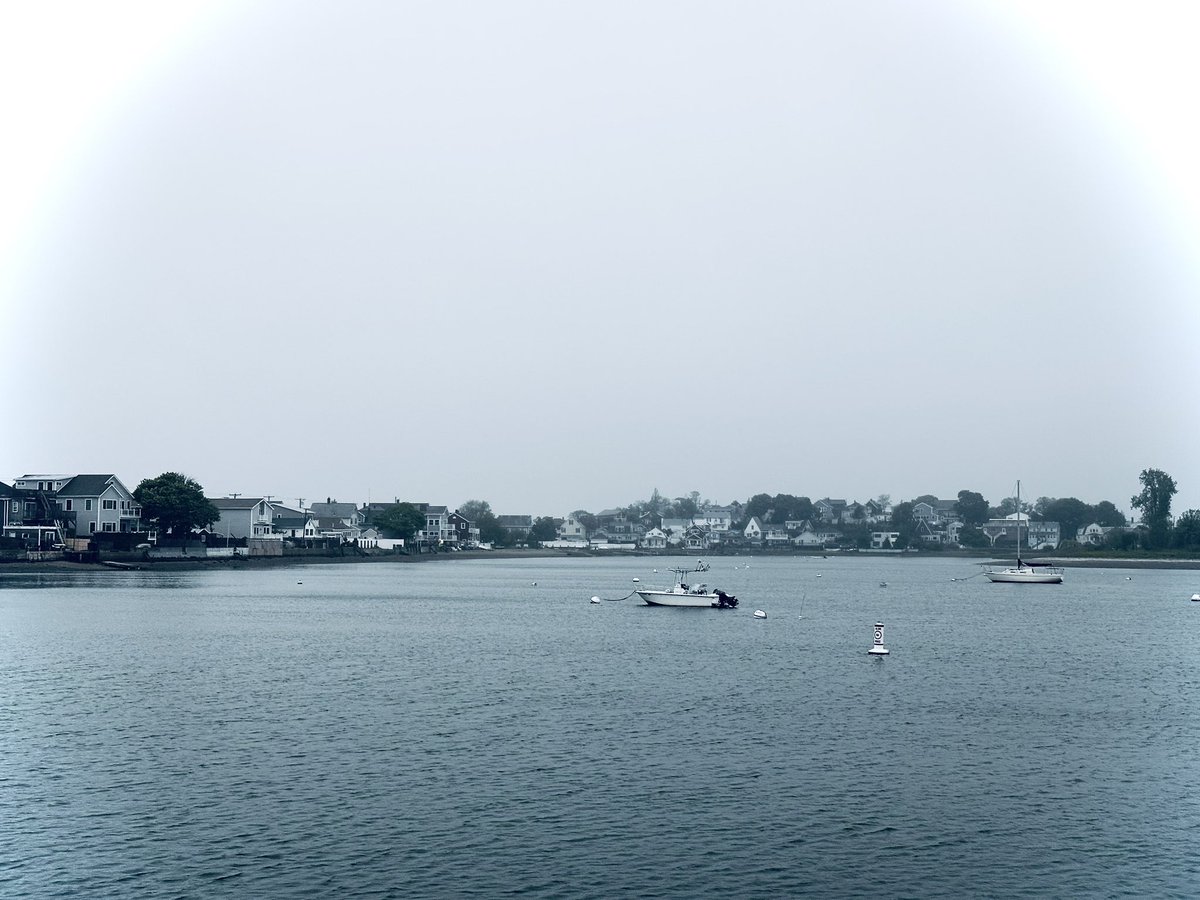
[3,548,1200,574]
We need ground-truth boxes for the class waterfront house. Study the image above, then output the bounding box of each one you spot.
[54,474,142,535]
[208,497,277,539]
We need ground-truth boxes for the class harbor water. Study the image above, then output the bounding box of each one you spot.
[2,555,1198,897]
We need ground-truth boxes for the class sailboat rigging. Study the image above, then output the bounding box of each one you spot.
[982,481,1065,584]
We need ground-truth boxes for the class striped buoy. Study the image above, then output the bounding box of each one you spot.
[868,622,889,655]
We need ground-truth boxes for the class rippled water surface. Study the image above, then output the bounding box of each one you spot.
[3,555,1199,897]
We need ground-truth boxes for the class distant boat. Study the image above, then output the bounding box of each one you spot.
[983,481,1064,584]
[635,561,739,608]
[1191,593,1200,602]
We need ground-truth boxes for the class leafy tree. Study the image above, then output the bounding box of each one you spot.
[133,472,220,546]
[955,490,989,527]
[529,516,559,544]
[672,495,699,519]
[373,503,425,541]
[1090,500,1126,528]
[458,499,510,546]
[957,525,990,548]
[913,494,939,507]
[889,501,918,545]
[1173,509,1200,550]
[745,493,773,521]
[457,499,493,524]
[1040,497,1091,543]
[1130,468,1177,549]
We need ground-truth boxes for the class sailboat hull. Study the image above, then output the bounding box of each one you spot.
[983,566,1064,584]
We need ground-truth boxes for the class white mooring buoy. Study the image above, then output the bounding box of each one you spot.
[590,596,601,604]
[632,577,640,583]
[1191,593,1200,602]
[868,622,889,655]
[753,609,767,619]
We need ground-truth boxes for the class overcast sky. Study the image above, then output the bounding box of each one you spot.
[2,1,1198,517]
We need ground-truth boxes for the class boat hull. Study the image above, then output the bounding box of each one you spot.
[983,567,1064,584]
[637,590,722,608]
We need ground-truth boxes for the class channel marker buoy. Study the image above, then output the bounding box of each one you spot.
[868,622,889,655]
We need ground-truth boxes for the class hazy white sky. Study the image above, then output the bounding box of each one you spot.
[2,1,1198,516]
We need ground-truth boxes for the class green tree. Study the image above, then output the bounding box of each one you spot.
[955,490,989,527]
[957,525,990,548]
[1173,509,1200,550]
[1040,497,1091,543]
[529,516,559,545]
[745,493,773,521]
[1090,500,1126,527]
[890,501,918,546]
[1131,468,1177,549]
[133,472,220,546]
[458,499,510,547]
[372,503,425,541]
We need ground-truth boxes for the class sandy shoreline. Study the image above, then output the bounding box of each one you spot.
[3,549,1200,574]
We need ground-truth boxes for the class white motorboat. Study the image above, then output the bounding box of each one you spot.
[635,561,739,608]
[982,481,1064,584]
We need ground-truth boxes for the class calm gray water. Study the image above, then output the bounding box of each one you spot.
[2,555,1198,898]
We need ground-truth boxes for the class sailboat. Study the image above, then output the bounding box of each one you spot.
[983,481,1064,584]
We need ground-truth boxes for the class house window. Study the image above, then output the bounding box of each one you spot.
[103,499,117,510]
[85,499,92,511]
[102,522,116,532]
[64,500,73,511]
[89,522,97,533]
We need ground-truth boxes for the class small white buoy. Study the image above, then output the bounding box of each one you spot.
[1126,576,1132,581]
[868,622,889,655]
[753,609,766,619]
[632,577,640,583]
[590,596,600,604]
[1191,593,1200,602]
[532,581,537,586]
[816,573,822,578]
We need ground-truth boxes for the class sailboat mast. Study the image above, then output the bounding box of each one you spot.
[1016,480,1022,564]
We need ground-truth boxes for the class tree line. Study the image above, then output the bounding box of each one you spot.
[126,467,1199,554]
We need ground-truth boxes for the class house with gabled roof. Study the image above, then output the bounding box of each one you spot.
[208,497,277,539]
[55,474,141,535]
[744,516,765,543]
[815,498,847,524]
[271,505,316,539]
[642,527,667,550]
[310,501,365,528]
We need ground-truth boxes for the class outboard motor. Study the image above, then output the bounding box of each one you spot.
[715,590,738,609]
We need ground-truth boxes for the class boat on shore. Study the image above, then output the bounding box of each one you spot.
[982,481,1064,584]
[635,561,739,608]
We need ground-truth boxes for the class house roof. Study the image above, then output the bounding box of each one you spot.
[310,502,358,516]
[57,474,120,497]
[426,505,448,515]
[209,497,265,509]
[316,517,356,529]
